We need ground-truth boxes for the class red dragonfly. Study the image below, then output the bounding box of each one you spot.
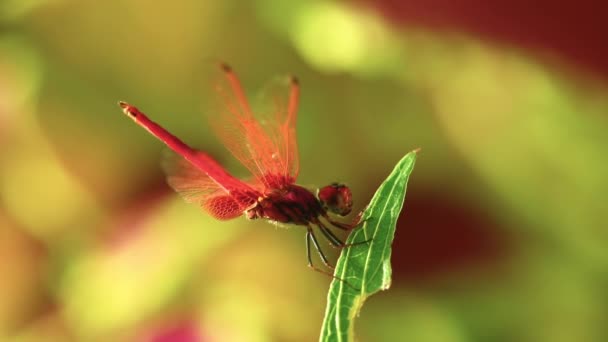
[118,64,361,272]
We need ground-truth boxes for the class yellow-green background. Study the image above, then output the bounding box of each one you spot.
[1,0,607,341]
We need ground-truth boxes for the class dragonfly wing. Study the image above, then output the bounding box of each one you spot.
[254,75,300,179]
[206,64,300,188]
[161,149,257,218]
[202,195,244,220]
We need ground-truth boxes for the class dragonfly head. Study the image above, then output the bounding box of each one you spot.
[318,183,352,216]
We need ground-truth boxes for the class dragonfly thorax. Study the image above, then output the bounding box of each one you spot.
[246,184,326,225]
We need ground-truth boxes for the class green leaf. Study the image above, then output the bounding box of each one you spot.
[319,150,418,342]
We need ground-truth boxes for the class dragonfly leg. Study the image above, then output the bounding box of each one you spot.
[320,218,373,248]
[317,221,345,248]
[305,226,364,291]
[306,227,334,269]
[307,227,366,289]
[325,209,370,231]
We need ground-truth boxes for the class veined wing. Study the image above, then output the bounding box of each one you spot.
[206,64,300,189]
[119,102,258,219]
[162,150,259,220]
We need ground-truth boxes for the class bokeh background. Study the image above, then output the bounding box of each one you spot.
[1,0,607,341]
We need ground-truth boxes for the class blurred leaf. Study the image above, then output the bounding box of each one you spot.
[59,198,246,339]
[320,150,417,342]
[290,1,402,76]
[0,0,50,22]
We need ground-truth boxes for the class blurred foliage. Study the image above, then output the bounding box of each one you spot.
[1,0,607,341]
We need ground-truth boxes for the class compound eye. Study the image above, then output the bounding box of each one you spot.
[318,183,353,216]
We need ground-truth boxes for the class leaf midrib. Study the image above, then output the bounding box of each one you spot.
[332,162,405,342]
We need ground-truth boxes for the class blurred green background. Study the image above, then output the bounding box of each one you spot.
[1,0,607,341]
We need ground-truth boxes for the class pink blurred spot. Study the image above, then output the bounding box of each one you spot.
[148,321,205,342]
[104,185,169,250]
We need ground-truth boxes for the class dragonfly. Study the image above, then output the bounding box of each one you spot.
[118,63,364,274]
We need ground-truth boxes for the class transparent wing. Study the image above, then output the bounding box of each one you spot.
[161,149,257,219]
[202,195,244,220]
[205,64,300,189]
[254,74,300,180]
